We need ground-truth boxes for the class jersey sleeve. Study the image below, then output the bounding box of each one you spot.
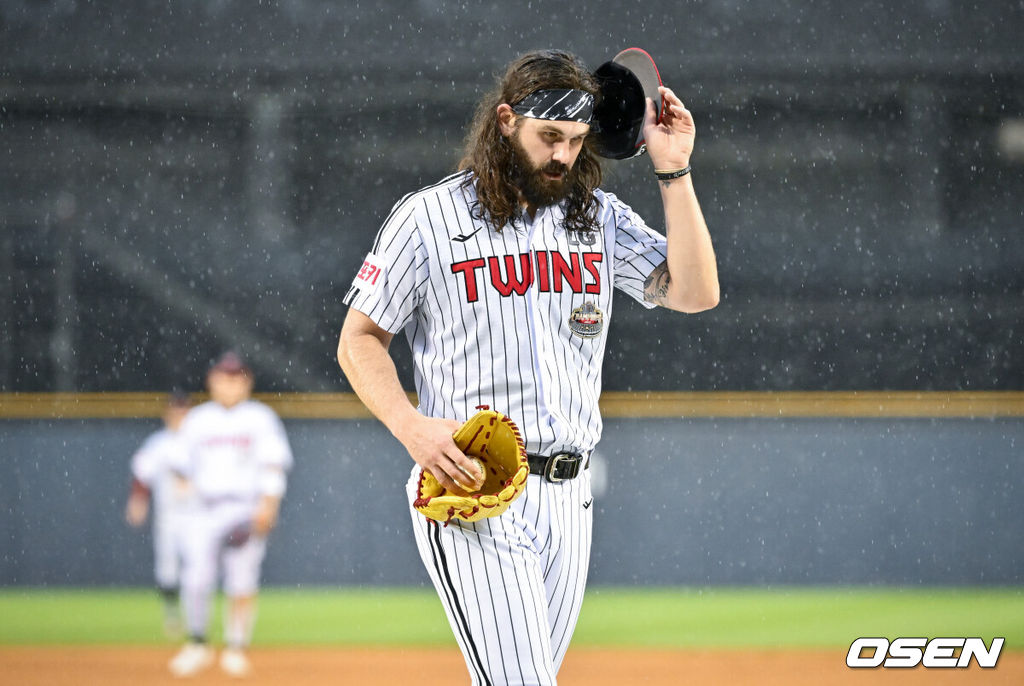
[603,191,668,309]
[342,195,429,334]
[130,432,164,486]
[252,404,292,497]
[166,414,198,479]
[254,407,293,472]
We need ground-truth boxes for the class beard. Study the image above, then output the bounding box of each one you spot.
[509,131,575,208]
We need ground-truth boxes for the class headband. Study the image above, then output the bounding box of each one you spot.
[510,89,595,124]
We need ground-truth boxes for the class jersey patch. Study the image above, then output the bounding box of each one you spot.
[568,301,604,338]
[353,253,387,296]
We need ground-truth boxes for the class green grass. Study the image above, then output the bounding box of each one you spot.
[1,586,1021,649]
[575,587,1024,648]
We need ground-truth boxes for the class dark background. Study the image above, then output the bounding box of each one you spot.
[1,0,1022,393]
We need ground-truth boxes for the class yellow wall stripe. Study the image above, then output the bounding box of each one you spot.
[1,391,1022,419]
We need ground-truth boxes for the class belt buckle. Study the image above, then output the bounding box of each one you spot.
[544,453,579,483]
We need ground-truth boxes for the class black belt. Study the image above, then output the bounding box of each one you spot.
[527,452,587,482]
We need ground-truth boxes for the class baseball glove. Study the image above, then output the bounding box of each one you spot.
[224,521,252,548]
[413,407,529,525]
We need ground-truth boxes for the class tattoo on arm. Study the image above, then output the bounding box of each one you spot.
[643,261,672,305]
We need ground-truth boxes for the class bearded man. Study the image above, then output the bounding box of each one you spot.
[337,49,719,685]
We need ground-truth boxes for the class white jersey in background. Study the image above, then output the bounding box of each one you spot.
[131,427,193,590]
[132,428,193,516]
[174,399,293,503]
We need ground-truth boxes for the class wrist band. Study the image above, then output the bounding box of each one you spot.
[654,165,691,181]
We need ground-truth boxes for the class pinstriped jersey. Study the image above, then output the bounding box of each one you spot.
[343,170,667,456]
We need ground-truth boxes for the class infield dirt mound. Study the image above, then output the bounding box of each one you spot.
[0,646,1021,684]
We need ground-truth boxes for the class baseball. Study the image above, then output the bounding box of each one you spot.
[460,457,486,492]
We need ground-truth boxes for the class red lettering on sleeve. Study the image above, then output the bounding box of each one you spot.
[356,261,381,285]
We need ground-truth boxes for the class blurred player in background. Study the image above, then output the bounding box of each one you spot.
[167,351,293,678]
[125,389,193,639]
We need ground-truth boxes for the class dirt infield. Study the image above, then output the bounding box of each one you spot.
[1,646,1022,685]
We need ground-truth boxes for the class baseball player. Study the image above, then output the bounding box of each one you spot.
[166,352,293,678]
[125,390,193,639]
[337,49,718,685]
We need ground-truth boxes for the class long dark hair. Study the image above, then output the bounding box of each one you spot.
[458,50,603,233]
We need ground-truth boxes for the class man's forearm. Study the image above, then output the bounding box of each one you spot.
[253,494,282,535]
[656,174,719,312]
[337,330,420,438]
[338,314,471,491]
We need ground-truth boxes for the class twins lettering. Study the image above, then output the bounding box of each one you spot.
[451,251,602,303]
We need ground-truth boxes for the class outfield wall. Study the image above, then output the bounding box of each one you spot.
[1,393,1022,586]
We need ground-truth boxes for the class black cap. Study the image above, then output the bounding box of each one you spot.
[591,48,664,160]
